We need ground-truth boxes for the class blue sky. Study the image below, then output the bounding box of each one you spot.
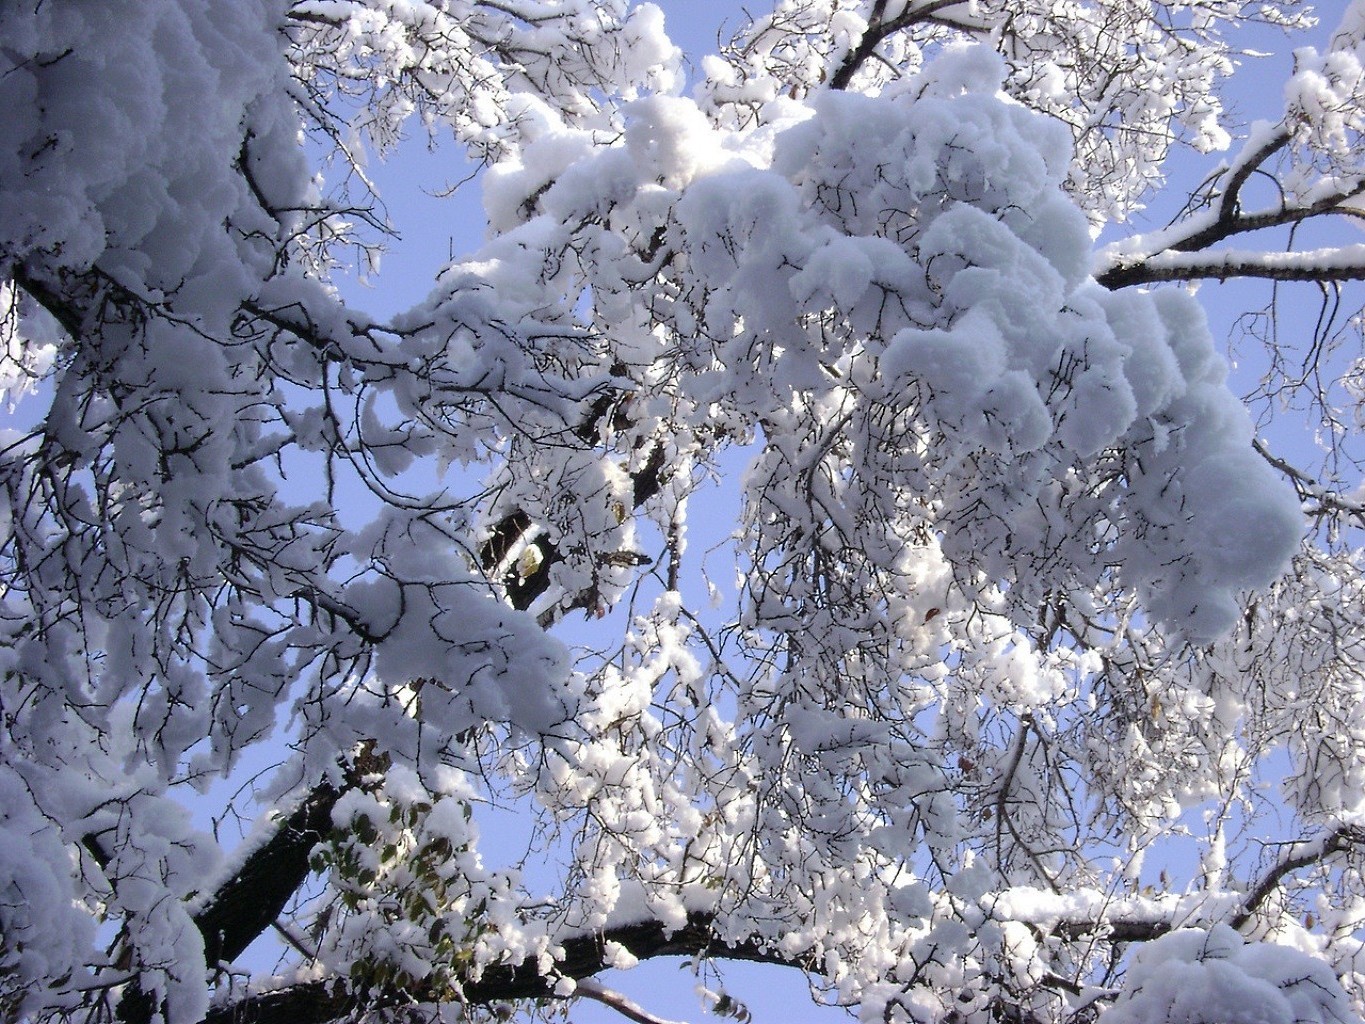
[0,4,1344,1023]
[325,8,1357,1019]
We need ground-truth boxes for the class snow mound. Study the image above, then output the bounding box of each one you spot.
[1104,925,1360,1024]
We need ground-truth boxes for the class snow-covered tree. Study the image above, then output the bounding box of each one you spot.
[4,1,1365,1023]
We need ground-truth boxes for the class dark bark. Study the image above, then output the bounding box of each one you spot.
[194,781,342,969]
[828,0,972,90]
[202,913,805,1024]
[1097,255,1365,290]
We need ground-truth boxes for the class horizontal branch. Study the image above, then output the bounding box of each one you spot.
[210,858,1349,1024]
[1097,244,1365,289]
[204,912,809,1024]
[1051,917,1172,945]
[1093,117,1365,290]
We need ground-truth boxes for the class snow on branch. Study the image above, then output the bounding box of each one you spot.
[7,2,1365,1024]
[574,978,696,1024]
[1230,823,1365,931]
[200,913,810,1024]
[1097,245,1365,289]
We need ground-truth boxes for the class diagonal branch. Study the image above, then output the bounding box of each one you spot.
[575,979,694,1024]
[13,263,658,1024]
[136,382,666,1023]
[1169,178,1365,254]
[1093,120,1365,290]
[1046,824,1365,945]
[829,0,977,90]
[1230,823,1365,930]
[193,780,343,970]
[1253,439,1365,527]
[1168,128,1293,254]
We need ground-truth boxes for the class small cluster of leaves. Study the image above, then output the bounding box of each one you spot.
[312,796,486,1002]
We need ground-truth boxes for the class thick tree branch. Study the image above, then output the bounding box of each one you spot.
[1169,181,1365,254]
[12,265,106,342]
[1093,122,1365,290]
[193,781,342,970]
[1051,916,1172,945]
[117,748,390,1024]
[203,912,810,1024]
[1168,128,1293,254]
[1097,245,1365,289]
[152,383,666,1020]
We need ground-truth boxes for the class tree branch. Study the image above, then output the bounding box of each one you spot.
[574,979,694,1024]
[146,384,667,1021]
[1170,180,1365,254]
[1093,120,1365,290]
[829,0,975,90]
[1169,128,1292,254]
[193,781,342,970]
[1254,439,1365,526]
[1096,245,1365,289]
[480,414,668,623]
[203,912,811,1024]
[1230,824,1365,930]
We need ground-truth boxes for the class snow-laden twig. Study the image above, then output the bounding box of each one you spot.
[574,978,695,1024]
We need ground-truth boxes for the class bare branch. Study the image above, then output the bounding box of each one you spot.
[1254,439,1365,526]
